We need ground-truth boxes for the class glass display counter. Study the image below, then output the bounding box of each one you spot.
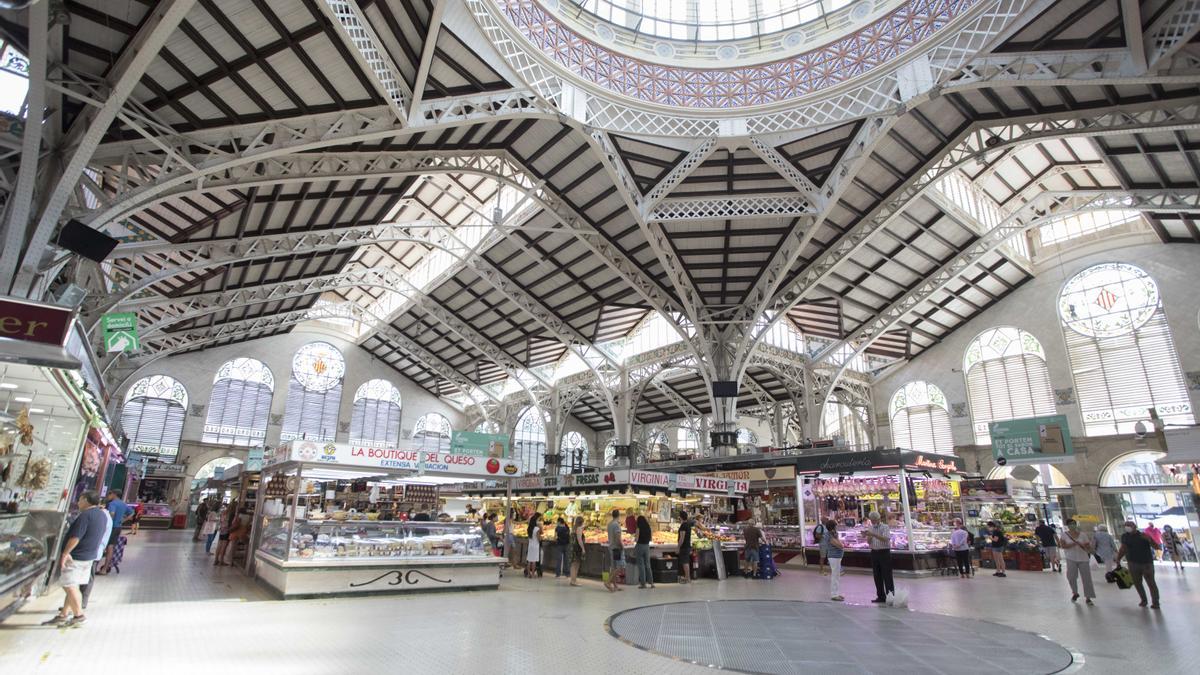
[138,502,173,530]
[0,512,55,622]
[253,460,503,598]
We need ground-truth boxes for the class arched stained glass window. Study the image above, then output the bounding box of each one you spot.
[562,430,589,474]
[644,429,669,461]
[1059,263,1192,435]
[603,439,617,466]
[203,358,273,446]
[677,427,699,454]
[281,342,344,442]
[412,412,452,451]
[475,420,500,434]
[513,407,547,475]
[963,327,1055,444]
[121,375,188,458]
[889,381,953,454]
[349,379,402,446]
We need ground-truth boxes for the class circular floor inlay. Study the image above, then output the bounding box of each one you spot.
[607,600,1075,675]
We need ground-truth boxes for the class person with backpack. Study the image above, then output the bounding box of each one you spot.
[812,520,827,575]
[950,520,972,578]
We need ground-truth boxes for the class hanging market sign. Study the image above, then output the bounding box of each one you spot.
[449,431,508,458]
[903,452,965,473]
[507,469,749,495]
[0,295,73,346]
[100,312,140,353]
[245,447,265,472]
[699,466,796,483]
[267,440,522,477]
[990,415,1075,465]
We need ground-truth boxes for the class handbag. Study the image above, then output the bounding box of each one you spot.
[1092,553,1103,564]
[611,548,623,562]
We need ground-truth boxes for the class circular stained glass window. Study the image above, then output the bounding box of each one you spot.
[1058,263,1159,338]
[292,342,345,392]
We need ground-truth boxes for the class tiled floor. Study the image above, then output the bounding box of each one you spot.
[1,531,1196,674]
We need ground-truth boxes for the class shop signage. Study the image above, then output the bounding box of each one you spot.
[0,296,73,346]
[903,452,965,473]
[505,469,749,495]
[100,312,140,353]
[449,431,508,458]
[794,449,897,474]
[147,463,186,477]
[990,415,1075,465]
[270,440,522,478]
[246,447,264,471]
[699,466,796,483]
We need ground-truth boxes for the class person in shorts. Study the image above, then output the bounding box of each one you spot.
[743,522,764,576]
[605,509,625,592]
[43,491,109,627]
[1034,519,1060,573]
[677,511,693,584]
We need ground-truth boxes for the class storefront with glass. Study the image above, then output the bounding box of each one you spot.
[1100,450,1198,561]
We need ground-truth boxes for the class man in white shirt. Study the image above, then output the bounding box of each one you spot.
[862,511,894,603]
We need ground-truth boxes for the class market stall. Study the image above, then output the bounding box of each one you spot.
[795,449,966,573]
[467,468,749,583]
[0,297,106,622]
[253,440,522,598]
[960,478,1047,571]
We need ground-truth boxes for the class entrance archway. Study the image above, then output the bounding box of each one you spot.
[1099,451,1197,562]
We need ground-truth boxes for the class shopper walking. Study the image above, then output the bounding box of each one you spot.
[213,499,238,566]
[1058,519,1095,605]
[66,503,112,614]
[634,515,655,589]
[98,489,133,575]
[605,509,625,592]
[863,511,894,603]
[201,502,221,554]
[41,491,108,627]
[1092,524,1117,573]
[554,517,570,577]
[1115,520,1161,609]
[1161,525,1184,571]
[987,521,1008,577]
[677,511,693,584]
[825,519,845,601]
[525,513,543,578]
[1035,519,1060,573]
[950,520,971,578]
[505,509,519,569]
[568,515,585,587]
[193,499,209,542]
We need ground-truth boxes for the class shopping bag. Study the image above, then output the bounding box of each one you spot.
[1104,566,1132,589]
[885,588,909,608]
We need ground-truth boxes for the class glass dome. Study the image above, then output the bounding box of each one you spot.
[569,0,856,42]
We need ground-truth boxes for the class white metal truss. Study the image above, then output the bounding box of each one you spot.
[3,0,198,296]
[726,116,895,342]
[812,188,1200,402]
[944,49,1200,87]
[318,0,411,124]
[113,301,500,410]
[1145,0,1200,70]
[746,137,826,210]
[647,194,816,221]
[640,138,718,217]
[408,0,446,119]
[92,220,456,317]
[735,97,1200,378]
[650,379,706,425]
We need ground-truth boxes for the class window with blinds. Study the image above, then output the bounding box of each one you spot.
[413,412,452,451]
[512,407,546,475]
[349,379,402,445]
[120,375,188,458]
[203,358,274,446]
[1059,263,1194,435]
[280,342,346,442]
[964,328,1056,444]
[889,381,954,454]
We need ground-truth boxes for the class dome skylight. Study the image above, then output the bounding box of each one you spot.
[569,0,855,42]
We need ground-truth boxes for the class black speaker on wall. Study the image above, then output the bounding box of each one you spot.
[56,219,119,263]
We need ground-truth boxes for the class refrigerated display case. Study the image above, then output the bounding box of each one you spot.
[137,502,173,530]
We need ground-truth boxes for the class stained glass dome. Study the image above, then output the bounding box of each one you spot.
[1058,263,1159,338]
[568,0,856,42]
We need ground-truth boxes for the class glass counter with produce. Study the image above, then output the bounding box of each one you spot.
[253,458,504,598]
[137,502,173,530]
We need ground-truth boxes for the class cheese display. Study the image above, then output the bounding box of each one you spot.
[259,519,490,562]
